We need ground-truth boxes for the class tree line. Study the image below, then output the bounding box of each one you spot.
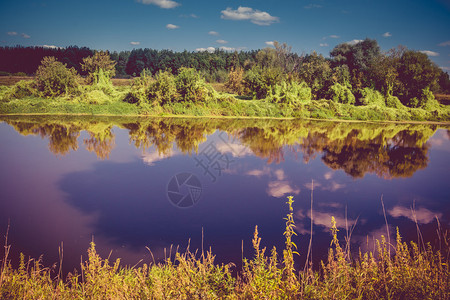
[0,45,259,81]
[0,39,449,101]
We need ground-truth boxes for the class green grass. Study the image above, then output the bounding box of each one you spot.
[1,82,449,122]
[0,197,448,299]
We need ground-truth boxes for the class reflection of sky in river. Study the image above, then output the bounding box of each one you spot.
[0,121,448,274]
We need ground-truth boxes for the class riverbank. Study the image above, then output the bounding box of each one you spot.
[0,198,448,299]
[1,93,450,123]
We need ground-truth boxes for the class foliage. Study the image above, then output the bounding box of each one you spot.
[359,87,386,106]
[147,70,177,105]
[243,67,284,99]
[267,80,311,107]
[330,38,381,89]
[298,52,332,99]
[35,56,80,98]
[175,68,213,102]
[328,83,355,105]
[81,51,117,84]
[225,67,245,95]
[397,50,441,106]
[126,70,154,104]
[385,95,405,109]
[4,80,37,99]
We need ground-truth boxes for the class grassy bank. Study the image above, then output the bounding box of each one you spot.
[1,90,450,122]
[0,197,448,299]
[1,69,450,122]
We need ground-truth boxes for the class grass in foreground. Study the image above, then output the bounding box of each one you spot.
[0,196,448,299]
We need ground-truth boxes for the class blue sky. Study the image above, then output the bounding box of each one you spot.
[1,0,449,70]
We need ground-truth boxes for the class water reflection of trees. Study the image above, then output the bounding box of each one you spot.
[2,116,445,179]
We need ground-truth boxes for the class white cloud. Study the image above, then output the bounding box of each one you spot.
[137,0,180,9]
[142,150,174,166]
[441,66,450,71]
[267,181,300,198]
[21,33,30,39]
[216,39,228,44]
[323,181,346,192]
[382,32,392,37]
[216,142,252,157]
[296,210,357,230]
[166,24,179,30]
[7,31,17,36]
[265,41,274,46]
[388,205,442,224]
[329,35,340,39]
[346,39,363,45]
[274,169,286,181]
[324,171,333,180]
[438,40,450,47]
[208,31,219,36]
[221,6,279,26]
[245,167,271,178]
[304,4,323,9]
[41,45,63,49]
[180,13,198,18]
[196,47,215,53]
[220,46,236,52]
[320,43,329,47]
[130,41,140,45]
[420,50,439,57]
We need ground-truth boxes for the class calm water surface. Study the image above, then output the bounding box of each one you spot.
[0,116,449,274]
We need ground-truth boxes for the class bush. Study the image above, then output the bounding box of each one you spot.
[35,56,80,98]
[175,68,211,102]
[80,89,111,104]
[243,67,284,99]
[125,71,154,104]
[5,80,37,99]
[359,87,386,106]
[12,72,27,77]
[328,83,355,105]
[90,68,115,96]
[225,67,245,95]
[147,70,177,105]
[386,95,405,109]
[268,81,311,107]
[81,51,116,85]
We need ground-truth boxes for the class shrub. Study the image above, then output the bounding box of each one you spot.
[328,83,355,105]
[359,87,386,106]
[175,68,211,102]
[147,70,177,105]
[125,71,153,104]
[35,56,80,98]
[90,68,115,96]
[80,89,111,104]
[225,67,245,95]
[81,51,116,85]
[6,80,37,99]
[268,81,311,107]
[386,95,405,109]
[12,72,27,77]
[243,67,284,99]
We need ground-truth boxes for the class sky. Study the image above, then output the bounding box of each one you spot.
[1,0,449,70]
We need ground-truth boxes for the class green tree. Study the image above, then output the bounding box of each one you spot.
[330,39,381,90]
[397,50,441,106]
[298,52,332,99]
[81,51,117,84]
[35,56,80,98]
